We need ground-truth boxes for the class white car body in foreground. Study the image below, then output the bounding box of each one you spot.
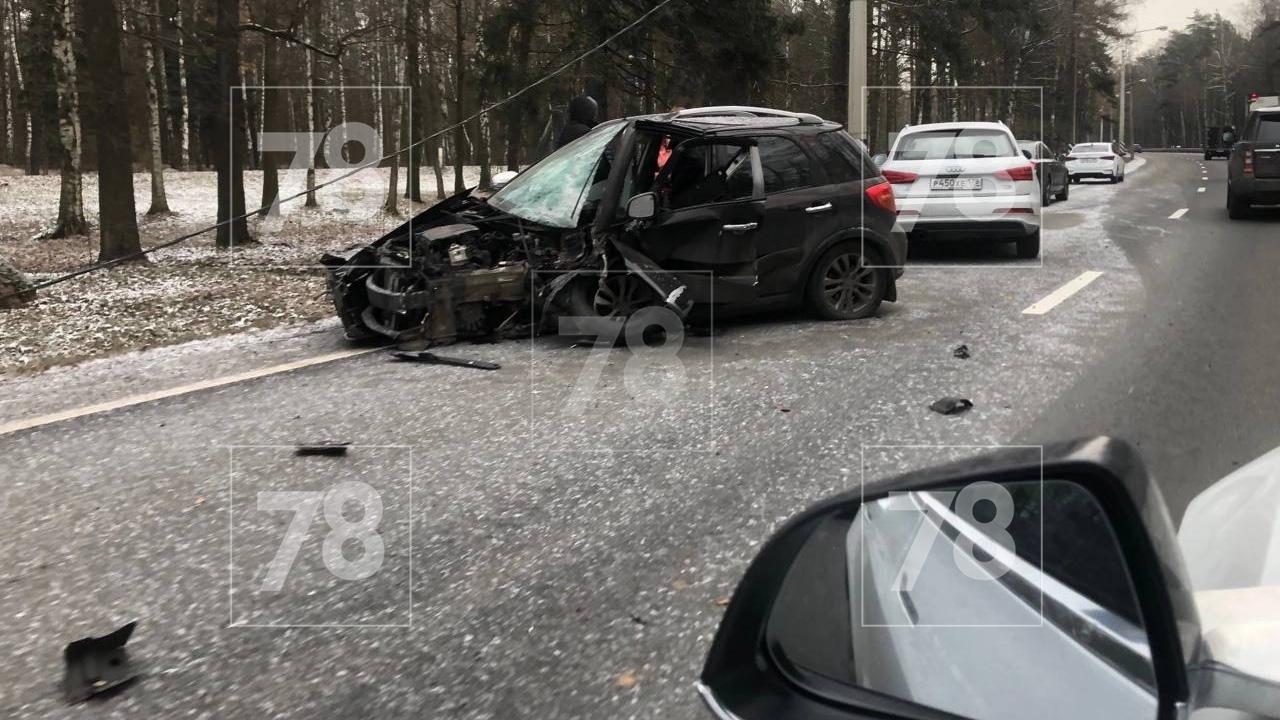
[879,121,1041,258]
[1066,142,1126,183]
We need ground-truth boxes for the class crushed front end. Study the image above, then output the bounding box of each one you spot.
[321,192,574,345]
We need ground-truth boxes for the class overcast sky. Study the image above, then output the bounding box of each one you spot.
[1128,0,1251,53]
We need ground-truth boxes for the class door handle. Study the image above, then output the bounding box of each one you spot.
[722,223,759,233]
[805,203,834,214]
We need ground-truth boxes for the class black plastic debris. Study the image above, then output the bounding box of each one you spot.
[295,442,350,457]
[391,350,501,371]
[929,397,974,416]
[952,344,971,359]
[63,621,138,703]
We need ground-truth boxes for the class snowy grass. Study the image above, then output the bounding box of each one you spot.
[0,165,503,375]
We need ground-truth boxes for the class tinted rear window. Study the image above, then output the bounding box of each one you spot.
[1253,114,1280,143]
[893,129,1017,160]
[813,131,869,184]
[758,136,815,193]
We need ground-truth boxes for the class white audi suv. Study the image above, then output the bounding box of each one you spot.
[880,121,1041,259]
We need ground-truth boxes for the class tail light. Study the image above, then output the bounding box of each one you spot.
[1064,156,1078,161]
[1244,149,1254,176]
[995,164,1035,182]
[1101,155,1116,160]
[865,179,897,214]
[881,169,919,185]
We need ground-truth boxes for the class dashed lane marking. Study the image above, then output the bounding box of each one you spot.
[1023,271,1105,316]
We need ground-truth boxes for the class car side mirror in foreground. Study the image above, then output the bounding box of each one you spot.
[627,192,658,220]
[490,170,519,191]
[699,438,1200,720]
[872,154,888,168]
[1022,149,1034,160]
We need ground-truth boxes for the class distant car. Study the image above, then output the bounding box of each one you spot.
[1205,126,1237,161]
[880,121,1041,259]
[1227,106,1280,219]
[1132,144,1144,154]
[1018,140,1070,206]
[1066,142,1126,184]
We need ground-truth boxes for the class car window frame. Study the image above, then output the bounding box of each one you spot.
[656,137,764,212]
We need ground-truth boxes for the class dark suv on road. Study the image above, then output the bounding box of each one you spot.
[1228,107,1280,219]
[321,106,907,345]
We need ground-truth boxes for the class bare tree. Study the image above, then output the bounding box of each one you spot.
[144,0,170,214]
[213,0,252,247]
[80,0,143,263]
[40,0,88,238]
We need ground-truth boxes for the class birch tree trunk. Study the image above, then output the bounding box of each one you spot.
[305,48,318,207]
[174,5,190,168]
[5,0,30,173]
[44,0,87,237]
[144,0,171,215]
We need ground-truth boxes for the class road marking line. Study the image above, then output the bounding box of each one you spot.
[0,347,381,436]
[1198,187,1206,193]
[1023,271,1104,316]
[1169,208,1189,219]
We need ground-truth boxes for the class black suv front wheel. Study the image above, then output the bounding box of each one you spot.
[806,243,887,320]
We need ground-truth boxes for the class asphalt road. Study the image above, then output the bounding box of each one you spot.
[3,153,1277,718]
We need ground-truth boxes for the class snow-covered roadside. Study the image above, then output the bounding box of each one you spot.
[0,166,502,375]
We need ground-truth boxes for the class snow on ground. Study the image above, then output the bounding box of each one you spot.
[0,165,503,375]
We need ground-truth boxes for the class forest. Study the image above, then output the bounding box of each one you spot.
[0,0,1278,264]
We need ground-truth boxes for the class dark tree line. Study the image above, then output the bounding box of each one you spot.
[5,0,1233,263]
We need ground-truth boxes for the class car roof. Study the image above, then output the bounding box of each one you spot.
[899,121,1011,133]
[633,106,843,136]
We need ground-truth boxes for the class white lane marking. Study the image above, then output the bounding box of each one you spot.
[1169,208,1189,219]
[0,347,381,436]
[1023,271,1104,316]
[1198,187,1207,193]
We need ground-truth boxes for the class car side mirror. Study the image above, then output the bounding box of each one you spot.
[1022,149,1034,160]
[872,154,888,168]
[490,170,519,191]
[700,438,1198,720]
[627,192,657,220]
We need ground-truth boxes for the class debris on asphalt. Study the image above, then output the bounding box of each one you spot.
[63,621,138,703]
[390,350,502,371]
[295,442,350,457]
[929,397,974,416]
[952,344,971,359]
[615,670,640,689]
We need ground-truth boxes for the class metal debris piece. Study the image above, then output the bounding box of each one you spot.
[295,442,350,457]
[952,344,971,359]
[63,621,138,703]
[390,350,501,371]
[929,397,974,416]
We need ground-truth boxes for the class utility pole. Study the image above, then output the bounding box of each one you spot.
[847,0,868,142]
[1118,51,1127,145]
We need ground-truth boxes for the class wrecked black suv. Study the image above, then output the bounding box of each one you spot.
[321,106,907,345]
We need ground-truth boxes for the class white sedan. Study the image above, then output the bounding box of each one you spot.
[880,121,1042,259]
[1066,142,1126,184]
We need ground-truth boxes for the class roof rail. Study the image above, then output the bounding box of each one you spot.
[674,106,825,126]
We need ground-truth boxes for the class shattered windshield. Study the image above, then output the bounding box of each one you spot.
[489,121,625,228]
